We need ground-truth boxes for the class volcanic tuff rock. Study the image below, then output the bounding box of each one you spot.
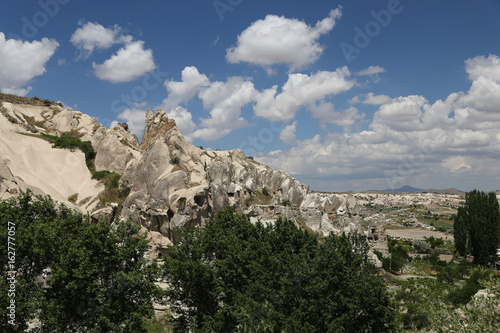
[0,100,103,209]
[119,109,366,256]
[0,96,367,258]
[91,122,140,180]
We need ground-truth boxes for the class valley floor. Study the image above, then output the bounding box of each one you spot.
[386,227,453,242]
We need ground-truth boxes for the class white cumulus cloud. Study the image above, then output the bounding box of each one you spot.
[0,33,58,95]
[280,121,298,144]
[459,55,500,117]
[193,76,258,141]
[356,66,386,76]
[166,106,197,138]
[93,41,155,83]
[310,103,364,128]
[373,95,427,131]
[70,21,132,59]
[465,54,500,81]
[226,8,342,72]
[254,67,355,121]
[257,54,500,192]
[349,92,391,105]
[160,67,259,141]
[162,66,210,111]
[110,108,146,137]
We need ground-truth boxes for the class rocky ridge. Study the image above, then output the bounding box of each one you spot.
[0,96,370,260]
[120,109,364,256]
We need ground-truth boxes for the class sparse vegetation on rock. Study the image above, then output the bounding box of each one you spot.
[37,133,97,170]
[68,193,78,204]
[0,92,61,107]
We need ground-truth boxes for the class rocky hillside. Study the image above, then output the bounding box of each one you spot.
[0,94,104,210]
[0,94,369,259]
[120,109,364,256]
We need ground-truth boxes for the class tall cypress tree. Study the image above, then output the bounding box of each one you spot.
[454,206,468,257]
[455,190,500,266]
[486,192,500,263]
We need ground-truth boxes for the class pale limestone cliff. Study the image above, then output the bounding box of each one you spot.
[0,100,104,209]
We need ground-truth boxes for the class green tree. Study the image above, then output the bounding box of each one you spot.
[454,206,468,256]
[454,190,500,265]
[380,237,410,273]
[0,191,161,332]
[164,207,395,332]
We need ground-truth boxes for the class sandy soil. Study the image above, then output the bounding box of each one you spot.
[408,253,454,262]
[386,228,454,242]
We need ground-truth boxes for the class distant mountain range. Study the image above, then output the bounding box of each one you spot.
[381,185,423,193]
[364,185,465,195]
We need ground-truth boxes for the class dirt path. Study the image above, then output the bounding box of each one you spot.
[392,274,437,280]
[386,228,454,242]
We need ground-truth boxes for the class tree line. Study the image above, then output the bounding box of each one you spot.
[1,191,394,332]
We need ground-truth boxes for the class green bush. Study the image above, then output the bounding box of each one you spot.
[91,170,112,180]
[262,187,270,197]
[424,236,444,249]
[53,135,81,149]
[413,240,431,254]
[119,182,131,198]
[401,304,430,330]
[434,247,451,255]
[78,141,96,161]
[109,173,120,188]
[93,171,118,187]
[427,251,440,265]
[447,267,496,305]
[46,135,97,170]
[68,193,78,204]
[437,262,462,285]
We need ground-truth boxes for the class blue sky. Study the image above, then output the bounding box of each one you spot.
[1,0,500,192]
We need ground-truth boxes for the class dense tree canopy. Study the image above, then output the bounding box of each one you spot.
[454,190,500,266]
[164,207,395,332]
[0,191,161,332]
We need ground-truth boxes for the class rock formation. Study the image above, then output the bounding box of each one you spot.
[119,109,365,257]
[0,99,104,209]
[366,213,390,259]
[0,95,368,259]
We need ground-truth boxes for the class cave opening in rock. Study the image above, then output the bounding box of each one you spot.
[194,195,205,206]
